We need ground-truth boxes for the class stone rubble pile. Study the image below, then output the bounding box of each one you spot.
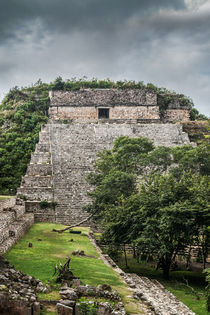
[0,256,47,314]
[57,282,126,315]
[123,273,195,315]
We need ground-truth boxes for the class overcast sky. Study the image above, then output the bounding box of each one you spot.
[0,0,209,115]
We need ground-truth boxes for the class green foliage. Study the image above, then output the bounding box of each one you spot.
[190,108,208,121]
[78,302,98,315]
[87,137,210,279]
[40,200,57,209]
[0,83,50,194]
[203,268,210,311]
[40,200,50,209]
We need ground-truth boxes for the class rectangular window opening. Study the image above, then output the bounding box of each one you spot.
[98,108,109,119]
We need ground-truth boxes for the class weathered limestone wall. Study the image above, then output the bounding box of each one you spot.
[111,106,160,120]
[50,106,97,121]
[18,122,191,225]
[0,197,16,210]
[49,89,157,106]
[49,89,191,122]
[49,105,160,121]
[163,109,190,122]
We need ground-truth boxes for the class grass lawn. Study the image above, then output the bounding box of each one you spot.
[0,195,12,201]
[5,223,147,315]
[117,255,208,315]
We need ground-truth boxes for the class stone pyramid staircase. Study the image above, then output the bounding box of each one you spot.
[16,122,192,226]
[0,197,34,255]
[17,125,53,202]
[17,125,55,222]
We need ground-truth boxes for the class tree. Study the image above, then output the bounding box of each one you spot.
[135,172,209,279]
[86,137,210,278]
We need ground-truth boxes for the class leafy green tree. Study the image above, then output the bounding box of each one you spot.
[86,137,210,278]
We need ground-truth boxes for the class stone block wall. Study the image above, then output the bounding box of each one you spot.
[163,109,190,122]
[49,89,190,122]
[18,122,191,225]
[49,105,160,122]
[0,197,16,210]
[49,89,157,106]
[110,106,160,120]
[0,197,34,254]
[25,201,56,222]
[49,106,98,121]
[49,89,161,122]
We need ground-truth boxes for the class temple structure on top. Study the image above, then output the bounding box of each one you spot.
[49,89,190,122]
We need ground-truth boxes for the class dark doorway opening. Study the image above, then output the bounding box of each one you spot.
[98,108,109,119]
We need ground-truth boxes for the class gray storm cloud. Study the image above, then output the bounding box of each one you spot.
[0,0,186,42]
[0,0,209,115]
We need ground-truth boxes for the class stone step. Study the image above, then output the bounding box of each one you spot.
[17,187,53,201]
[0,212,16,229]
[0,197,16,212]
[0,213,34,255]
[30,153,51,164]
[21,175,52,188]
[13,205,26,219]
[35,143,51,153]
[26,164,52,176]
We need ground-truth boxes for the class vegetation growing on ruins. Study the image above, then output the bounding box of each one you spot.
[0,77,208,195]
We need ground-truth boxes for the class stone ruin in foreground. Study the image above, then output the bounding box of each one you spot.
[0,88,192,253]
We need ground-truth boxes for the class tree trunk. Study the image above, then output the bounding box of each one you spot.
[123,244,128,268]
[132,246,136,259]
[52,211,97,233]
[162,264,170,280]
[161,256,172,280]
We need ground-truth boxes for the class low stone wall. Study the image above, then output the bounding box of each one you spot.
[163,109,190,122]
[25,201,56,222]
[0,197,16,212]
[0,197,34,255]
